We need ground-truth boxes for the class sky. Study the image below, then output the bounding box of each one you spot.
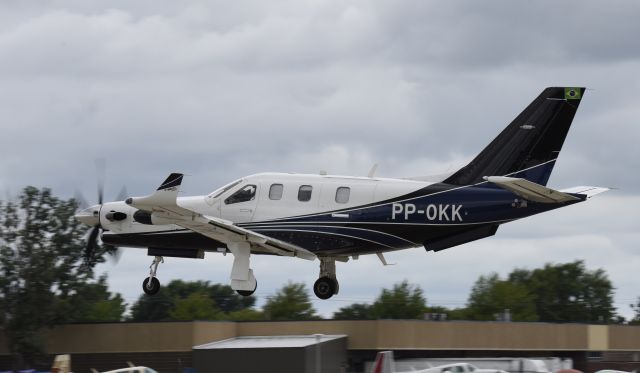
[1,0,639,319]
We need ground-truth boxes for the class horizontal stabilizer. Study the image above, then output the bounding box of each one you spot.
[560,186,610,199]
[484,176,580,203]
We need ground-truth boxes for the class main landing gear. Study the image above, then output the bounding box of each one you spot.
[142,255,163,295]
[313,257,339,300]
[228,242,257,297]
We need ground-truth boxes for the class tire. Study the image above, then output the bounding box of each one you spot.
[142,277,160,295]
[236,281,257,297]
[313,276,337,299]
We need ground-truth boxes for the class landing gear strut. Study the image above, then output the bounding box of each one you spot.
[142,256,163,295]
[314,258,339,299]
[228,242,258,296]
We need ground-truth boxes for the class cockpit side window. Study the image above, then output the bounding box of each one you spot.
[225,185,257,204]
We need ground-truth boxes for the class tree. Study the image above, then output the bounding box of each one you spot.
[169,292,222,320]
[333,303,373,320]
[224,308,264,321]
[332,281,428,320]
[0,187,113,368]
[465,273,537,321]
[208,283,255,313]
[129,289,175,322]
[57,275,125,322]
[509,260,617,323]
[628,298,640,325]
[129,280,257,321]
[263,282,318,320]
[370,280,427,319]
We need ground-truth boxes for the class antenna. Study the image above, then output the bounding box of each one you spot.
[367,163,378,178]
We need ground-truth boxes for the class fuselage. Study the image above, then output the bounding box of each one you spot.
[100,171,582,257]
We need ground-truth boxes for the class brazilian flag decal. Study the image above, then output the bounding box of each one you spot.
[564,87,582,100]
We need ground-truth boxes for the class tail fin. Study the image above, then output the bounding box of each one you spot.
[372,351,395,373]
[51,354,72,373]
[444,87,585,186]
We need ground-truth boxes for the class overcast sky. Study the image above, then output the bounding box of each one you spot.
[1,1,639,319]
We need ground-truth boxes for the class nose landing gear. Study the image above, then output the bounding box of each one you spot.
[142,256,163,295]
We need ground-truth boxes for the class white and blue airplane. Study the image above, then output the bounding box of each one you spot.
[75,87,608,299]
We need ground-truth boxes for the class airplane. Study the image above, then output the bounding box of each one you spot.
[50,354,158,373]
[75,87,608,300]
[370,351,510,373]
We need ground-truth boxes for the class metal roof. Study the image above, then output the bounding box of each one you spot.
[193,334,347,349]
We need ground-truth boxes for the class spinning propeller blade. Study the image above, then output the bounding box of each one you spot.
[80,159,124,267]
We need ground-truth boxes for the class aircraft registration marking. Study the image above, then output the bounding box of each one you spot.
[391,202,463,222]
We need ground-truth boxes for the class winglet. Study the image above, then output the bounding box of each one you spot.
[560,186,610,199]
[157,173,183,191]
[126,173,184,211]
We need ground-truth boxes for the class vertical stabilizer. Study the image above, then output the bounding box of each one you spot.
[444,87,585,186]
[372,351,395,373]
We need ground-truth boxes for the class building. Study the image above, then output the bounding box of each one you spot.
[193,335,347,373]
[1,321,640,373]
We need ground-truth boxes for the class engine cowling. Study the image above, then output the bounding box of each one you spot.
[133,210,152,224]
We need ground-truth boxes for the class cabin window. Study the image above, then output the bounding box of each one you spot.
[442,367,464,373]
[298,185,313,202]
[269,184,283,200]
[335,187,350,203]
[225,184,256,204]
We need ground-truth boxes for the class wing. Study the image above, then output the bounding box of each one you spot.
[125,173,316,261]
[483,176,581,203]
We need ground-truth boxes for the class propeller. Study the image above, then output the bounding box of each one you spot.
[76,159,125,267]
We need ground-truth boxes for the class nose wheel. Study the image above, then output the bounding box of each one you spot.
[142,256,163,295]
[143,277,160,295]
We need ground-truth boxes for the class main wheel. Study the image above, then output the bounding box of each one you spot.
[142,277,160,295]
[313,276,337,299]
[236,281,257,297]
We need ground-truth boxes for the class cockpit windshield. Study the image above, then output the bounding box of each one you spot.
[208,179,243,199]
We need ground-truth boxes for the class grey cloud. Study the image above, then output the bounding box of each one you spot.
[1,0,639,317]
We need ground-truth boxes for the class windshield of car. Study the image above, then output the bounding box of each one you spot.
[208,179,243,199]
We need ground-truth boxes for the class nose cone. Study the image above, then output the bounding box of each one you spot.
[75,205,100,226]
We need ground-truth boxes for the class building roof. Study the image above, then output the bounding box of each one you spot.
[193,334,347,349]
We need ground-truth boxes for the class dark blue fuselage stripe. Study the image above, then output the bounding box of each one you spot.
[252,225,415,249]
